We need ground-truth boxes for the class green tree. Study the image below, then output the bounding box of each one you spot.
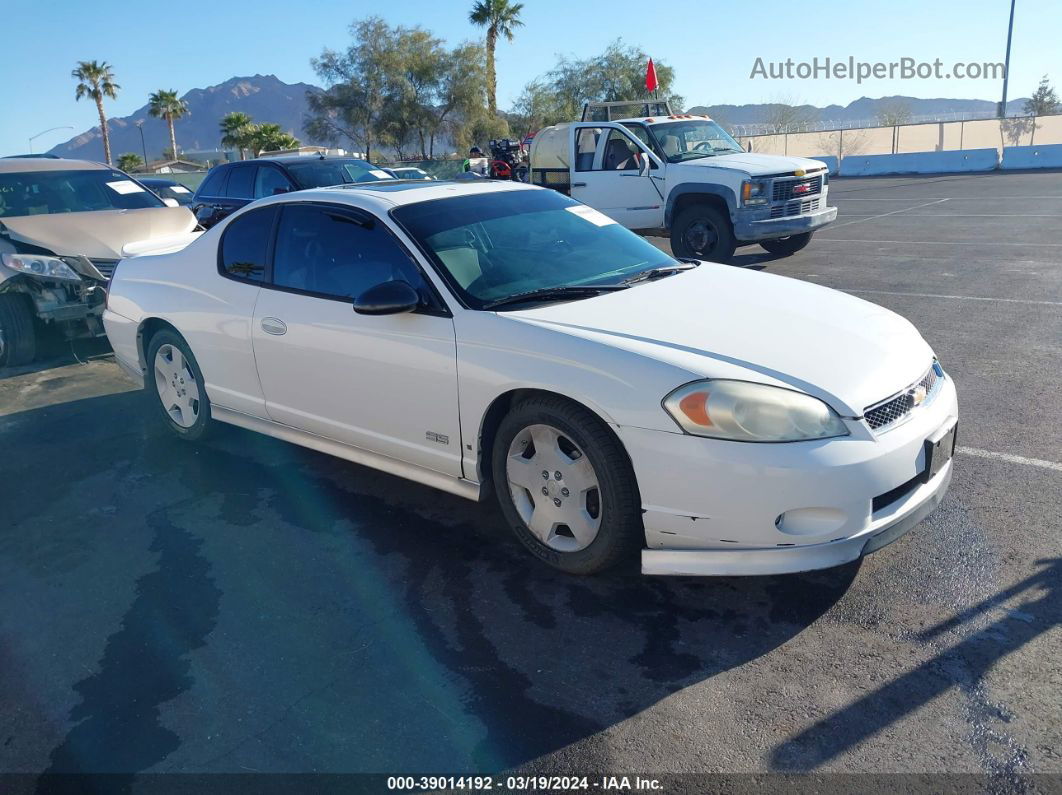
[251,124,300,155]
[148,89,189,162]
[220,111,256,160]
[511,41,681,127]
[72,60,120,165]
[116,153,143,172]
[468,0,523,117]
[1025,75,1060,117]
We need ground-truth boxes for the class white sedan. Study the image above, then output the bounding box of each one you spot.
[103,180,957,576]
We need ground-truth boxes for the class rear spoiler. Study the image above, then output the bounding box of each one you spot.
[121,231,202,258]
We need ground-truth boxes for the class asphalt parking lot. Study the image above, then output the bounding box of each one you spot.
[1,171,1060,790]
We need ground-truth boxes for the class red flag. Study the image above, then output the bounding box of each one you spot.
[645,58,658,94]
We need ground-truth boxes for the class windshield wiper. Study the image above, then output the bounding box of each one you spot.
[484,284,629,310]
[622,262,699,285]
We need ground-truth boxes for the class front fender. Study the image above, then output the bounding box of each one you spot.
[664,182,739,228]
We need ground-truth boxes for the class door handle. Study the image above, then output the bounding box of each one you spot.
[572,182,587,187]
[261,317,287,336]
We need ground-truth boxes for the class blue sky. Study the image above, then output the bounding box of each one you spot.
[1,0,1059,157]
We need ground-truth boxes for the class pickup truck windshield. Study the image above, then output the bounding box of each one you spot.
[286,159,393,189]
[0,169,165,218]
[392,189,678,310]
[647,120,744,163]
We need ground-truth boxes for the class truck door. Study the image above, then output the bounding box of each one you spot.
[568,123,665,230]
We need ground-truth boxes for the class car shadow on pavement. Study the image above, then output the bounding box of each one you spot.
[3,389,859,778]
[770,557,1061,782]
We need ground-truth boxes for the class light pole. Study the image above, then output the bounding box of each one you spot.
[135,121,149,169]
[999,0,1017,118]
[28,125,74,154]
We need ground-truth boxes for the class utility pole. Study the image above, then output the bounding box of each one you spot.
[136,121,148,169]
[999,0,1017,118]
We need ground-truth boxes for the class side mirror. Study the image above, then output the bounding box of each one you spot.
[353,280,421,316]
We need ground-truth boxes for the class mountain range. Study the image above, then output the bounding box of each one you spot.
[48,74,1032,161]
[49,75,321,161]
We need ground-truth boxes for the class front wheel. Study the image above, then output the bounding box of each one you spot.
[759,232,813,256]
[0,293,37,367]
[146,330,212,440]
[491,395,643,575]
[670,203,737,263]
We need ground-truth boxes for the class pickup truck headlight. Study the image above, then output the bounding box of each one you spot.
[663,380,849,442]
[1,252,81,282]
[741,180,769,206]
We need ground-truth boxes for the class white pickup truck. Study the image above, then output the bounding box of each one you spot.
[529,101,837,262]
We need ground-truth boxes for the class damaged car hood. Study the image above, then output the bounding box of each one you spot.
[0,206,197,259]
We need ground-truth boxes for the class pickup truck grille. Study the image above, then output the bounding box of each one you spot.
[89,259,118,280]
[864,364,942,432]
[770,198,820,218]
[773,175,822,202]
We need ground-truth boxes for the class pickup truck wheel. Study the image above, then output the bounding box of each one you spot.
[671,204,737,263]
[492,395,643,575]
[146,330,212,441]
[760,232,813,256]
[0,293,37,367]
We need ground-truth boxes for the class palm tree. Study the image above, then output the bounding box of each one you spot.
[469,0,524,116]
[220,111,255,160]
[148,89,189,162]
[251,124,299,156]
[72,61,120,165]
[116,153,143,173]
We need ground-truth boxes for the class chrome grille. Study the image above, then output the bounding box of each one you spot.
[770,197,820,218]
[89,259,118,280]
[772,175,822,202]
[864,364,942,431]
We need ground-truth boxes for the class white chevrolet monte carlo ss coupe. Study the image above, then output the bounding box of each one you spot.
[103,180,958,577]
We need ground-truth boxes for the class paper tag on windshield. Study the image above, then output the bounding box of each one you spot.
[169,185,191,193]
[106,180,145,195]
[369,169,391,178]
[565,205,617,226]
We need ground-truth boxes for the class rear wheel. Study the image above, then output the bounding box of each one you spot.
[760,232,813,256]
[670,203,737,263]
[0,293,37,367]
[491,395,643,575]
[146,330,212,440]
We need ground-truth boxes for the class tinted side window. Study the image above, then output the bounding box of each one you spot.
[219,206,277,282]
[254,166,292,198]
[226,166,256,200]
[272,205,421,300]
[197,167,228,197]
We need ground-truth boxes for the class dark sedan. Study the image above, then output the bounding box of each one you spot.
[139,177,195,206]
[190,155,394,228]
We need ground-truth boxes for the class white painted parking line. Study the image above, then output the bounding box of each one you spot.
[816,238,1062,247]
[836,214,1062,218]
[839,288,1062,306]
[835,196,1062,201]
[958,447,1062,473]
[828,198,950,229]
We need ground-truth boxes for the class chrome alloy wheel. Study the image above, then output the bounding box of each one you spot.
[153,343,200,428]
[505,423,602,552]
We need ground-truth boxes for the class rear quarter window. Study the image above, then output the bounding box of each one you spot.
[218,206,277,283]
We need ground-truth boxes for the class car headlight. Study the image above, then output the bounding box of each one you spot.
[662,380,850,442]
[1,252,81,282]
[741,180,769,206]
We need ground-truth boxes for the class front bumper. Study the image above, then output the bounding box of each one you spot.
[619,375,958,576]
[734,205,837,242]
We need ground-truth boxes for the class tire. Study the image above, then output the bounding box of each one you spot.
[145,329,212,441]
[0,293,37,367]
[670,203,737,263]
[760,232,813,257]
[491,395,643,575]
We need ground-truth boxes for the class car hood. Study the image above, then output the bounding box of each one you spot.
[0,206,197,259]
[505,265,934,416]
[675,152,828,177]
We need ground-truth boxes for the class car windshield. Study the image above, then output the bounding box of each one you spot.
[392,189,678,310]
[649,120,744,163]
[286,159,394,189]
[0,169,166,218]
